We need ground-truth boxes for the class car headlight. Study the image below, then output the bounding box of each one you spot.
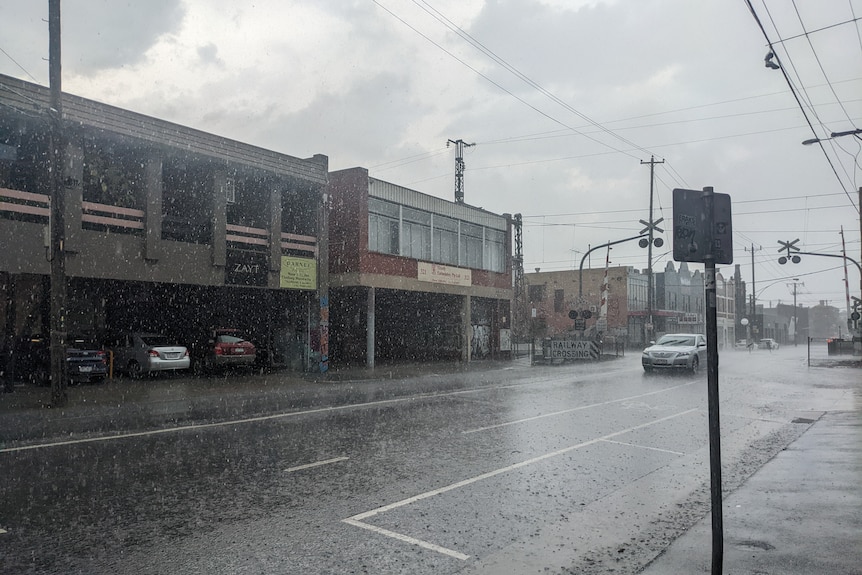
[677,351,690,357]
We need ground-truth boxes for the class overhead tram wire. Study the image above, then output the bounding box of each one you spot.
[410,0,659,159]
[0,45,39,83]
[791,0,858,126]
[743,0,859,211]
[371,0,647,161]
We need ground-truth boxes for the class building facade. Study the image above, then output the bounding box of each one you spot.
[524,266,631,341]
[0,74,328,372]
[327,168,513,367]
[654,262,706,337]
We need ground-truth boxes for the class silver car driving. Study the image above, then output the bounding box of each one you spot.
[642,333,707,374]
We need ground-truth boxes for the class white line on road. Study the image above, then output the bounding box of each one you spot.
[343,408,698,560]
[0,371,640,454]
[461,381,696,434]
[343,518,470,561]
[600,438,685,456]
[285,456,349,473]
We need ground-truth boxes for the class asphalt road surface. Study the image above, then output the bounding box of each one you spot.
[0,345,856,574]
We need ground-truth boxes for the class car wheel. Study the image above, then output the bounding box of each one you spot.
[128,360,143,379]
[643,367,653,374]
[690,356,699,374]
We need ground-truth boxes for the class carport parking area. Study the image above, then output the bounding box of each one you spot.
[2,275,317,386]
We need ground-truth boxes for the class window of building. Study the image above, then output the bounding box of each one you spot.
[433,215,459,266]
[554,289,564,312]
[368,198,400,255]
[484,228,506,273]
[528,284,546,302]
[368,198,506,273]
[460,222,483,270]
[401,207,431,261]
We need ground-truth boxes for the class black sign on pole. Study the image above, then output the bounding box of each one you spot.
[673,186,731,575]
[672,188,733,265]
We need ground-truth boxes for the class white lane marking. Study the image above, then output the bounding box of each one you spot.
[600,438,685,456]
[0,371,631,454]
[343,518,470,561]
[286,456,349,473]
[343,408,698,559]
[0,527,7,534]
[462,381,696,434]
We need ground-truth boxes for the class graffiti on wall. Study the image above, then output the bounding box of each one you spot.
[319,296,329,373]
[471,324,490,359]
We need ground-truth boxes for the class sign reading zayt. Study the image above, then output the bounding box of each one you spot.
[672,188,733,265]
[544,339,599,360]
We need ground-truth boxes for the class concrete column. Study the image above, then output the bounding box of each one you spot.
[211,170,227,267]
[2,272,15,392]
[462,294,472,362]
[62,141,84,253]
[367,286,375,368]
[269,186,281,273]
[144,153,163,261]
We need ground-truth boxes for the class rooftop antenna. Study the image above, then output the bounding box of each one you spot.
[447,138,475,203]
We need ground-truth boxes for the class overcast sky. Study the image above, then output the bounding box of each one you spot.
[1,0,860,313]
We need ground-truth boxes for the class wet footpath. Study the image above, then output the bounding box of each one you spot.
[639,409,862,575]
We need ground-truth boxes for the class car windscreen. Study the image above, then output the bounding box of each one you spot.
[216,335,246,344]
[141,335,172,347]
[656,336,695,347]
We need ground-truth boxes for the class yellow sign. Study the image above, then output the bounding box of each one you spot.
[280,256,317,289]
[417,262,472,287]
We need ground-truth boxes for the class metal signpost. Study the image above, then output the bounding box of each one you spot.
[673,187,733,575]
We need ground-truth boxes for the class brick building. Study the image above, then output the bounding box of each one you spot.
[327,168,513,366]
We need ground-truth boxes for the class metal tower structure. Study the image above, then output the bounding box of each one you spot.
[447,138,474,204]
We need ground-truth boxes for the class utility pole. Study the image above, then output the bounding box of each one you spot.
[744,244,762,341]
[640,155,664,343]
[48,0,68,407]
[841,226,851,330]
[788,278,803,347]
[447,139,474,204]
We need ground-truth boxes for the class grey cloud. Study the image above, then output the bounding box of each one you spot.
[63,0,186,73]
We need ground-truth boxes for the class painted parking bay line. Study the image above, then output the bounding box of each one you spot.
[285,456,349,473]
[343,408,698,560]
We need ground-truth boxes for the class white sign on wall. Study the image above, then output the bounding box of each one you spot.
[417,262,472,287]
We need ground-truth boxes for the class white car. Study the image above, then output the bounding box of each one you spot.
[108,332,190,378]
[758,338,779,350]
[642,333,707,374]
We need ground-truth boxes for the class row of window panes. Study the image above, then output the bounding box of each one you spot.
[368,199,506,273]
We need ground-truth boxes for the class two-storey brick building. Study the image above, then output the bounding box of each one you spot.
[327,168,513,366]
[0,74,328,372]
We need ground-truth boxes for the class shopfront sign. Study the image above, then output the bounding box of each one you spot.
[280,256,317,290]
[417,262,472,287]
[226,249,269,286]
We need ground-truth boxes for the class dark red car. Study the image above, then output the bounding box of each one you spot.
[194,328,256,373]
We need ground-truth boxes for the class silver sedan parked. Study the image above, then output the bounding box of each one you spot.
[642,333,707,374]
[108,332,190,378]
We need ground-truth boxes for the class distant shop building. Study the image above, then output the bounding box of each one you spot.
[327,168,513,366]
[524,267,631,341]
[0,74,328,373]
[654,262,705,336]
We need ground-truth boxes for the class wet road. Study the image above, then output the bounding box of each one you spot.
[0,345,857,574]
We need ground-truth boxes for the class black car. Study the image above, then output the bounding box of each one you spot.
[13,335,108,385]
